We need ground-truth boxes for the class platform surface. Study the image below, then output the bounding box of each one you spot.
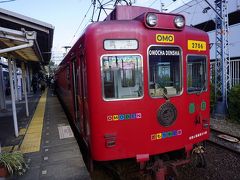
[5,90,90,180]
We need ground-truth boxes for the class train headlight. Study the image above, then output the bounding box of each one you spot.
[174,16,185,28]
[146,13,158,27]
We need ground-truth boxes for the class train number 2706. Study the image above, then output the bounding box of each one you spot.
[188,40,206,51]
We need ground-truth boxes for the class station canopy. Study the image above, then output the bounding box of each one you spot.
[0,8,54,65]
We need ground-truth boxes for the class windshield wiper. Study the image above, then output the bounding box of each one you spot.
[162,89,169,101]
[197,85,205,95]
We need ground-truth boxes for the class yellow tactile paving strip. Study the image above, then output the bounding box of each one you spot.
[19,128,27,136]
[20,90,47,153]
[1,146,13,152]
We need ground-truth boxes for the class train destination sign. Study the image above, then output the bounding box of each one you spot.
[148,46,181,57]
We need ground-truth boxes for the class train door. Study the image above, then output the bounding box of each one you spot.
[186,55,208,126]
[80,55,88,138]
[71,58,80,124]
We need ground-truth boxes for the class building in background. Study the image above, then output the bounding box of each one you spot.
[172,0,240,86]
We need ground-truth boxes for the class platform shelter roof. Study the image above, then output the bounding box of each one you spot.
[0,8,54,65]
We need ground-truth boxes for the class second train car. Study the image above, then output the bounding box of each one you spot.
[55,5,210,179]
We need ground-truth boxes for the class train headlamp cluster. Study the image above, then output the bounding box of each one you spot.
[146,13,185,29]
[174,16,185,28]
[146,13,158,27]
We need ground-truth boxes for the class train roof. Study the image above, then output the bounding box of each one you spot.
[104,5,159,21]
[57,5,208,70]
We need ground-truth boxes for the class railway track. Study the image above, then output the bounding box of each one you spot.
[208,128,240,154]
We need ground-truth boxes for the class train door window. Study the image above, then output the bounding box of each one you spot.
[101,55,143,100]
[187,55,207,93]
[148,46,182,97]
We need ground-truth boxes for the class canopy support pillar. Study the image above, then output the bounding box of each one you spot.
[0,65,6,110]
[8,58,19,137]
[21,62,29,117]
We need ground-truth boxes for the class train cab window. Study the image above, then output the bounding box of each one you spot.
[148,46,182,97]
[101,55,143,100]
[187,55,207,93]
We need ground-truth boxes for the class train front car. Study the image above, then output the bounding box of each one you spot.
[84,6,210,178]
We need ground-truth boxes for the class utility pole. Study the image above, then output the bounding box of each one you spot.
[203,0,230,117]
[214,0,230,117]
[62,46,71,56]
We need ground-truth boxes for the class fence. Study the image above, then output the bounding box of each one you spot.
[210,58,240,87]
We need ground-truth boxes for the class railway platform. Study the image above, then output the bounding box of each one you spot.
[0,89,90,180]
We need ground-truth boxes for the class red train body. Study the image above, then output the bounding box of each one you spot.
[55,5,210,178]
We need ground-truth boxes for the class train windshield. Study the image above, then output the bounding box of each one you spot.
[187,55,207,93]
[101,55,143,100]
[148,46,182,97]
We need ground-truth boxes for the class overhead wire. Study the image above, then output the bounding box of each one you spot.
[164,0,177,10]
[180,0,191,7]
[69,3,93,45]
[98,0,108,16]
[0,0,15,3]
[148,0,195,13]
[91,0,97,22]
[194,0,215,19]
[70,0,115,45]
[193,0,216,31]
[149,0,158,8]
[92,0,111,22]
[189,1,198,25]
[162,0,215,31]
[175,1,200,14]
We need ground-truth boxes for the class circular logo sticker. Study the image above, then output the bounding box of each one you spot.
[157,102,177,127]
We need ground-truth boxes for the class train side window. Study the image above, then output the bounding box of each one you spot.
[148,46,182,97]
[101,55,143,100]
[187,55,207,93]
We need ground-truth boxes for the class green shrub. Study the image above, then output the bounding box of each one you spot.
[0,151,28,176]
[228,85,240,123]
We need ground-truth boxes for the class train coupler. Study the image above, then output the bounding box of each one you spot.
[136,154,149,170]
[137,154,191,179]
[155,159,190,180]
[150,159,190,180]
[191,145,206,168]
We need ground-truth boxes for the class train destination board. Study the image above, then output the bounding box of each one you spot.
[148,46,181,57]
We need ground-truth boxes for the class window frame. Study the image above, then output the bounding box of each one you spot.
[100,53,144,101]
[147,45,183,98]
[186,54,208,94]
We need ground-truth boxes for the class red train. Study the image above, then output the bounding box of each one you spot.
[55,5,210,179]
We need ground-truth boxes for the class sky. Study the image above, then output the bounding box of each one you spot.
[1,0,191,64]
